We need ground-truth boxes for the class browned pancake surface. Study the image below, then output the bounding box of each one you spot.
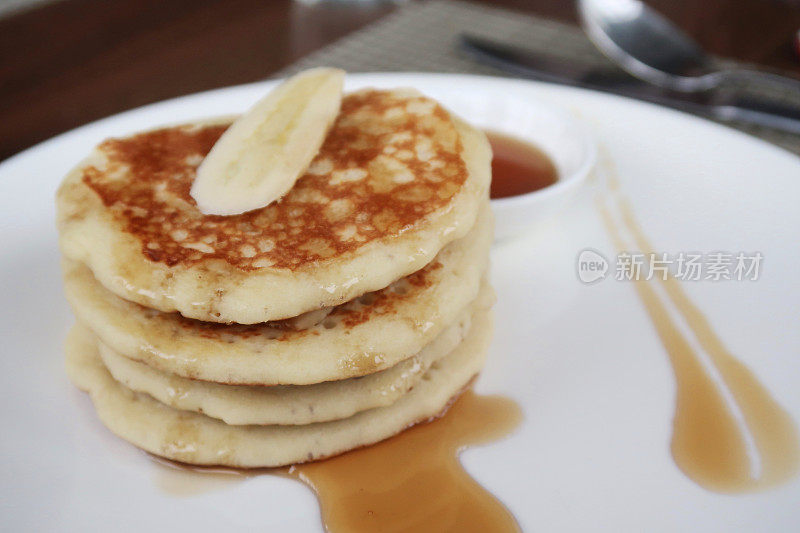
[81,90,467,271]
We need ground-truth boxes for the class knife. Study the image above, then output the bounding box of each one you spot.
[460,34,800,135]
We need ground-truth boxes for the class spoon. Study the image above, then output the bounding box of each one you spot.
[578,0,800,94]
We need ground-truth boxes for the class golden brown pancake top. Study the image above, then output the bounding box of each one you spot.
[82,90,467,270]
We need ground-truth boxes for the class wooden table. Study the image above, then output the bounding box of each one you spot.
[1,0,799,161]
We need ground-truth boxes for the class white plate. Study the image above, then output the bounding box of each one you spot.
[1,74,799,532]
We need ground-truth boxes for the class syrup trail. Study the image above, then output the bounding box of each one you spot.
[598,164,799,493]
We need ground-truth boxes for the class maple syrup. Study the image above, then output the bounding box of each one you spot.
[487,131,558,199]
[155,390,523,531]
[598,170,799,492]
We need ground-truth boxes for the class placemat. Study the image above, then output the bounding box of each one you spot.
[279,0,799,155]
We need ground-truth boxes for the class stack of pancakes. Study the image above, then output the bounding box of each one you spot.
[56,88,494,467]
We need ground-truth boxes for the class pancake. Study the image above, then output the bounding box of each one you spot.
[56,89,492,324]
[65,310,493,467]
[95,285,486,425]
[62,203,493,385]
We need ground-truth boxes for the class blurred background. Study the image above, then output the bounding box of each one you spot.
[2,0,800,161]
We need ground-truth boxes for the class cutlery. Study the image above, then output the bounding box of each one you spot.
[577,0,800,95]
[460,34,800,135]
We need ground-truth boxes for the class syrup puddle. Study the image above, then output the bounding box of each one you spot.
[597,160,800,492]
[154,390,522,531]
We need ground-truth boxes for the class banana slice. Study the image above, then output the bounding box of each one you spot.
[191,68,345,215]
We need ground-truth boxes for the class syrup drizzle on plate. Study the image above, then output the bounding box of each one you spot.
[286,391,522,532]
[598,159,800,492]
[154,390,522,531]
